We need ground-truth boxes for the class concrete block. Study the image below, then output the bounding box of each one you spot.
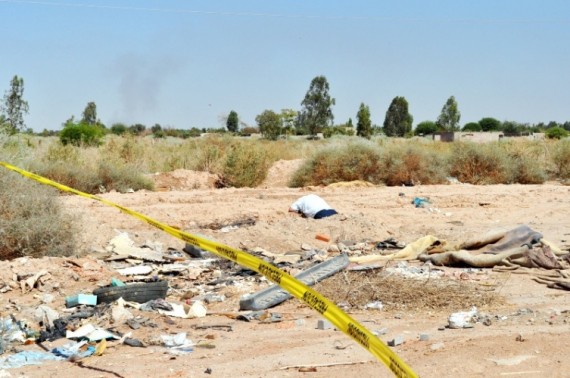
[317,319,332,330]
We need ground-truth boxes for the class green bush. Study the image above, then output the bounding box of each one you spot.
[545,127,569,140]
[60,121,105,146]
[415,121,439,135]
[323,126,355,138]
[0,169,78,259]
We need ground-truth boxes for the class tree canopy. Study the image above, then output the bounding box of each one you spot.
[462,122,482,132]
[415,120,438,135]
[383,96,413,137]
[299,76,335,136]
[479,117,500,132]
[1,75,29,134]
[81,102,98,125]
[256,110,282,140]
[226,110,239,133]
[356,103,372,139]
[436,96,461,131]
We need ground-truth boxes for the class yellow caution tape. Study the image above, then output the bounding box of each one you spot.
[0,161,418,378]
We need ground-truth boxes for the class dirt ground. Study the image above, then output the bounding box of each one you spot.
[5,160,570,378]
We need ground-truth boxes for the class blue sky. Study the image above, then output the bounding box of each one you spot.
[1,0,569,131]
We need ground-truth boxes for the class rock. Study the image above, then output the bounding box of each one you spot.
[388,336,404,346]
[327,244,340,253]
[301,243,313,251]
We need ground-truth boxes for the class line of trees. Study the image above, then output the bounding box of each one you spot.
[1,74,569,141]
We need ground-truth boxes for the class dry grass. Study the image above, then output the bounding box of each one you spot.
[0,168,78,259]
[314,270,504,312]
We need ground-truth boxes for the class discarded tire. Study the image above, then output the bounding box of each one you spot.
[93,280,169,304]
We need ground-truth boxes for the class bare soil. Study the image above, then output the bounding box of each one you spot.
[6,160,570,378]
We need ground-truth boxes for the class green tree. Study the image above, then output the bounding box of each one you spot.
[226,110,239,133]
[436,96,461,131]
[1,75,29,134]
[128,123,146,135]
[501,120,523,134]
[479,117,500,132]
[299,75,335,136]
[462,122,482,132]
[280,108,297,137]
[415,121,438,135]
[256,110,282,140]
[110,123,128,135]
[81,102,98,125]
[383,96,413,137]
[356,103,372,139]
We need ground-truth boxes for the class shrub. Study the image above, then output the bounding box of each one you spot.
[97,161,154,192]
[0,169,78,259]
[551,139,570,179]
[219,141,273,187]
[545,127,569,140]
[501,140,546,184]
[289,140,383,187]
[380,143,449,186]
[449,142,511,184]
[101,134,146,164]
[60,121,105,146]
[323,125,355,138]
[29,161,102,193]
[44,141,81,163]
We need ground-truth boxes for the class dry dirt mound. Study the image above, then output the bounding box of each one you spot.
[148,169,219,191]
[327,180,376,188]
[260,159,304,188]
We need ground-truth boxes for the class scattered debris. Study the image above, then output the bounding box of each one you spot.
[65,294,97,308]
[448,307,478,329]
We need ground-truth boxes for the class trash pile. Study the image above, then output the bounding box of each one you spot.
[0,207,568,371]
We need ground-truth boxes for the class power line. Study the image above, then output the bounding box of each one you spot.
[0,0,568,24]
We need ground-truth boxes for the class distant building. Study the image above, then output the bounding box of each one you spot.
[432,131,544,143]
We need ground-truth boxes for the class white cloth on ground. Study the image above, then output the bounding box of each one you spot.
[290,194,333,219]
